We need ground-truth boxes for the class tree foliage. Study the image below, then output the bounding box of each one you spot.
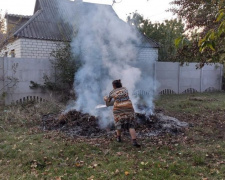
[0,12,5,43]
[175,33,217,67]
[198,8,225,64]
[170,0,225,65]
[127,12,185,61]
[169,0,225,34]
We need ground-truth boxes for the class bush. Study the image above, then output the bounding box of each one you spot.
[30,42,81,102]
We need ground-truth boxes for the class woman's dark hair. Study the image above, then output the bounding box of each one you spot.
[112,79,122,88]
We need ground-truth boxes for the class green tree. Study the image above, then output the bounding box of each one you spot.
[170,0,225,65]
[0,12,5,44]
[174,33,216,67]
[169,0,225,34]
[127,13,185,61]
[198,8,225,64]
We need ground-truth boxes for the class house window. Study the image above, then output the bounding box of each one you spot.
[4,52,8,57]
[10,49,15,57]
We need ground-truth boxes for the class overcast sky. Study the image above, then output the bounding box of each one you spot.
[0,0,176,22]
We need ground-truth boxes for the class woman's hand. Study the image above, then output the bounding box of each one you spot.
[104,96,108,102]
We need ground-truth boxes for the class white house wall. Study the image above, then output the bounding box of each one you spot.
[1,38,63,59]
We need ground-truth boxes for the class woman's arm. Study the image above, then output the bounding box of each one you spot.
[104,96,112,102]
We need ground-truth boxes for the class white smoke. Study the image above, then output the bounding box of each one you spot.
[57,0,157,127]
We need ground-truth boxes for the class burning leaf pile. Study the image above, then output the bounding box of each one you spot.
[42,109,189,138]
[42,110,108,137]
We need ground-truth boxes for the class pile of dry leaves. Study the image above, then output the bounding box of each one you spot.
[41,109,189,138]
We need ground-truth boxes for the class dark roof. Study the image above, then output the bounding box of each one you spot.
[137,31,159,48]
[5,13,31,37]
[9,0,159,47]
[13,0,73,41]
[5,14,31,19]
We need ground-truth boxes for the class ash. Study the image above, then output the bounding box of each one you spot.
[42,110,189,138]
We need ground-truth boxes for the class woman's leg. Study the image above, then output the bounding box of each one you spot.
[129,128,136,139]
[116,129,121,137]
[129,128,140,147]
[116,129,122,142]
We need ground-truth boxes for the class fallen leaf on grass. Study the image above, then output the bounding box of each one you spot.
[125,171,129,175]
[75,163,82,167]
[75,161,84,167]
[46,161,52,165]
[93,163,98,167]
[87,175,94,180]
[12,144,17,150]
[115,169,119,174]
[88,163,99,169]
[31,169,38,177]
[30,160,37,168]
[141,162,148,166]
[42,172,48,175]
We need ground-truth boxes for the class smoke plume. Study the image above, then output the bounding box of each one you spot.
[57,0,157,127]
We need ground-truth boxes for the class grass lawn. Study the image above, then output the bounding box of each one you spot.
[0,92,225,179]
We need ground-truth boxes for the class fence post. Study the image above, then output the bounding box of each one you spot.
[178,63,180,94]
[0,57,5,105]
[200,67,202,92]
[220,64,223,90]
[153,61,156,95]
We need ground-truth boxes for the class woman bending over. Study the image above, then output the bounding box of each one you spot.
[104,79,140,147]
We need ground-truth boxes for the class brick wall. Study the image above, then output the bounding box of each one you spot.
[1,38,63,58]
[138,48,158,62]
[0,39,21,57]
[20,39,62,58]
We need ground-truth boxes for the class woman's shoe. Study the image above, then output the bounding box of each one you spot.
[132,139,141,147]
[116,136,122,142]
[133,142,141,147]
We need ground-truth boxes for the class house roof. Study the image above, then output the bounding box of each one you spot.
[13,0,73,41]
[5,14,31,19]
[9,0,159,48]
[5,14,31,37]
